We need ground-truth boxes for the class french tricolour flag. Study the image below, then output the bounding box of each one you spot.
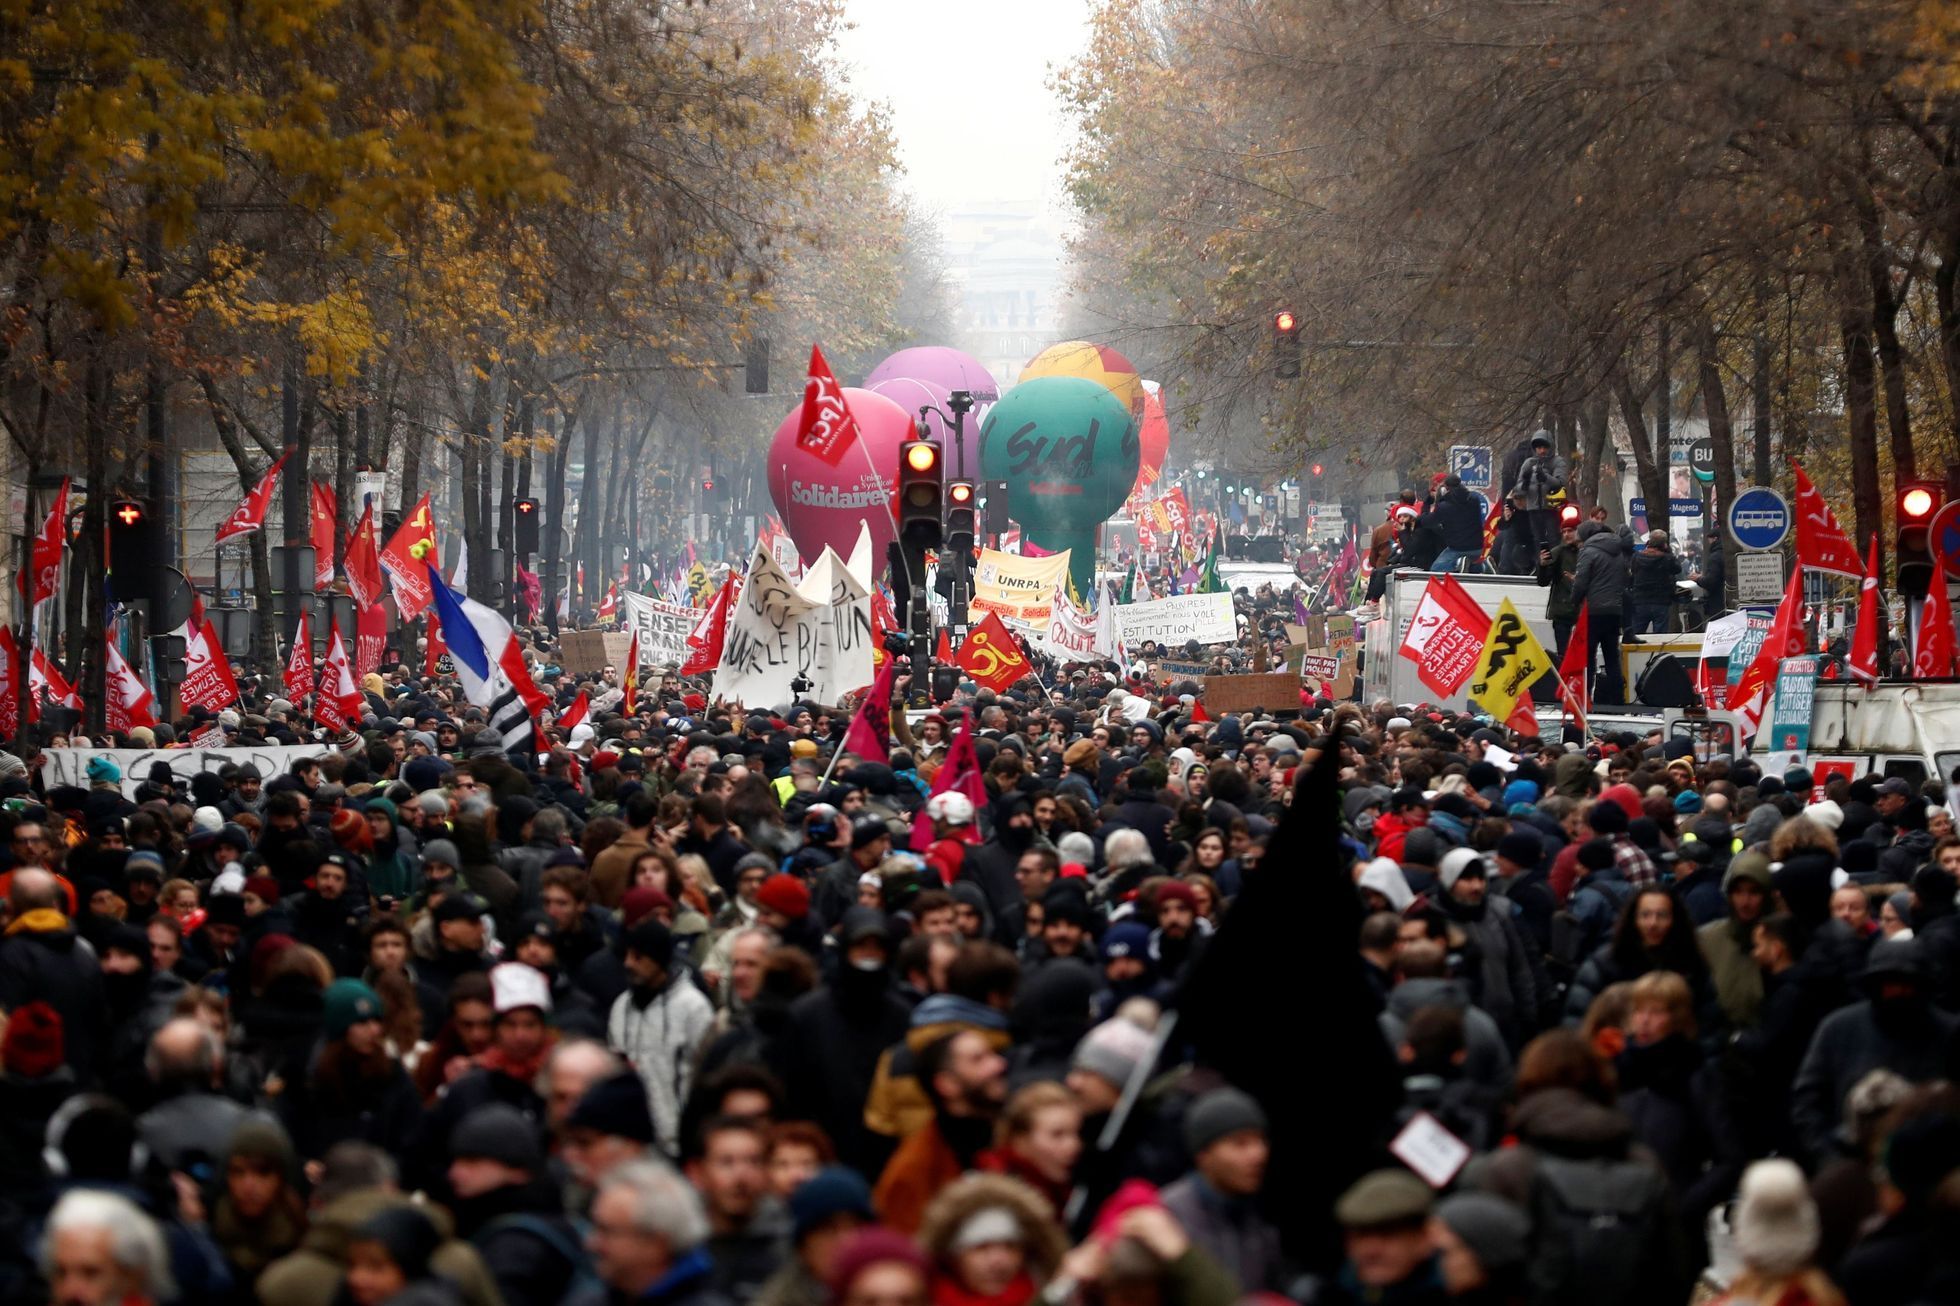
[427,565,546,760]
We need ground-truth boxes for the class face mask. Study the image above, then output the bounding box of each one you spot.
[849,956,884,973]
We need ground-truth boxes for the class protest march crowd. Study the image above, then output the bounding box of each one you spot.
[2,445,1958,1306]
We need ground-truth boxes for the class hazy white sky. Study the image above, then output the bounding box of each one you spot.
[834,0,1094,219]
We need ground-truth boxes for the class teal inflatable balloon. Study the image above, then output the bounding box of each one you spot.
[980,376,1139,593]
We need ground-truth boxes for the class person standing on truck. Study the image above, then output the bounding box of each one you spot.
[1493,493,1536,575]
[1362,490,1417,608]
[1515,431,1569,551]
[1423,475,1487,574]
[1535,517,1583,662]
[1627,532,1682,636]
[1570,521,1629,703]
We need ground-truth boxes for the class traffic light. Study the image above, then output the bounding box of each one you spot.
[512,497,539,554]
[945,479,976,553]
[744,336,769,394]
[108,500,162,603]
[1273,309,1302,379]
[1898,480,1943,598]
[899,438,943,553]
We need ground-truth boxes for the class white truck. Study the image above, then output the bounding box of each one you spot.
[1361,568,1701,716]
[1666,683,1960,791]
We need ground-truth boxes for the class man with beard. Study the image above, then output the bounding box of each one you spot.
[608,919,714,1158]
[291,855,365,978]
[1789,937,1960,1167]
[446,1102,591,1306]
[1148,881,1209,985]
[689,1114,790,1303]
[995,848,1057,948]
[222,762,265,818]
[958,795,1039,920]
[774,908,912,1177]
[870,1028,1007,1234]
[1432,850,1537,1050]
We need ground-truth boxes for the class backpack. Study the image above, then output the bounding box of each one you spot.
[1525,1153,1671,1306]
[478,1213,600,1300]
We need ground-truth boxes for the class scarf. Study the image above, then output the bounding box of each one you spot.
[5,908,68,936]
[478,1033,557,1084]
[933,1272,1036,1306]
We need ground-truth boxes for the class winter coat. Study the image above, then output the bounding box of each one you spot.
[452,1177,591,1306]
[609,973,715,1156]
[0,912,105,1077]
[1789,997,1960,1167]
[1424,486,1485,552]
[1536,541,1582,621]
[1627,548,1681,604]
[278,1044,425,1164]
[257,1189,502,1306]
[137,1091,256,1175]
[863,994,1014,1141]
[706,1199,791,1305]
[1697,909,1767,1031]
[1378,977,1513,1093]
[1516,451,1569,510]
[1613,1036,1742,1221]
[774,974,915,1176]
[1433,894,1538,1045]
[1160,1174,1291,1296]
[1569,525,1629,617]
[1495,511,1537,576]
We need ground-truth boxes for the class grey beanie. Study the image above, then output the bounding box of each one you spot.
[1070,1017,1156,1089]
[1183,1087,1268,1155]
[422,838,461,869]
[1434,1192,1530,1274]
[450,1103,543,1172]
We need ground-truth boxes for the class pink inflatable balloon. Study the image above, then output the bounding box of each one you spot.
[768,387,912,567]
[869,377,957,445]
[863,346,1000,405]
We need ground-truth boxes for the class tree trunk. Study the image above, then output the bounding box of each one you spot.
[332,406,353,578]
[1859,190,1916,483]
[577,405,603,614]
[461,368,496,604]
[1752,284,1774,486]
[1580,395,1610,516]
[1836,251,1885,561]
[82,350,108,735]
[1693,312,1738,611]
[398,400,423,509]
[1936,222,1960,452]
[1614,365,1668,517]
[280,352,305,549]
[543,408,574,634]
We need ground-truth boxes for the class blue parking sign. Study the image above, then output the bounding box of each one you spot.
[1449,445,1493,490]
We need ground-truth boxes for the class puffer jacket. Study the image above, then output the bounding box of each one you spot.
[1570,524,1629,616]
[1627,547,1682,604]
[608,971,715,1155]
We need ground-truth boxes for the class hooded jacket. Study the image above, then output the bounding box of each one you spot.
[0,911,104,1076]
[257,1188,502,1306]
[1424,484,1486,551]
[1378,977,1513,1092]
[1570,524,1629,616]
[1694,857,1772,1029]
[609,970,715,1156]
[863,993,1013,1141]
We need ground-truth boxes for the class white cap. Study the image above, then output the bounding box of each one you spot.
[568,723,596,747]
[926,792,976,826]
[491,961,552,1015]
[192,806,224,833]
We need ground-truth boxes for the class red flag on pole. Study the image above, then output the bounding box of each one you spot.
[622,631,640,706]
[909,709,988,849]
[1849,535,1880,687]
[840,659,898,763]
[954,611,1035,694]
[354,603,387,679]
[1396,573,1490,698]
[425,611,448,679]
[285,610,315,705]
[0,628,20,738]
[179,619,242,712]
[1477,494,1504,564]
[32,644,80,713]
[17,477,69,606]
[1557,601,1591,733]
[558,690,590,734]
[379,492,439,617]
[935,627,953,663]
[310,482,338,590]
[597,582,618,625]
[1915,571,1957,679]
[795,344,864,468]
[682,578,737,676]
[316,617,361,732]
[344,503,384,609]
[104,637,158,734]
[1727,562,1808,737]
[215,454,290,544]
[1790,459,1865,579]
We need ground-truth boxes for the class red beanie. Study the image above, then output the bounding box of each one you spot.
[755,873,812,921]
[244,875,281,905]
[621,887,666,928]
[1155,881,1200,912]
[827,1228,929,1300]
[1,1001,64,1078]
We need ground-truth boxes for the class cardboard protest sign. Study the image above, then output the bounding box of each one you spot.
[1201,672,1301,715]
[1115,592,1236,647]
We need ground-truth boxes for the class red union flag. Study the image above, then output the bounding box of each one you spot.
[1728,561,1807,737]
[1159,488,1192,535]
[1789,459,1865,579]
[1915,562,1958,679]
[285,610,315,704]
[354,603,387,679]
[379,492,439,617]
[104,637,158,734]
[16,477,69,606]
[216,453,289,544]
[795,344,862,467]
[1849,535,1880,687]
[955,610,1034,695]
[179,619,242,712]
[310,481,338,590]
[316,617,361,733]
[0,628,18,737]
[31,644,81,713]
[1557,602,1591,732]
[1397,573,1490,697]
[344,502,384,609]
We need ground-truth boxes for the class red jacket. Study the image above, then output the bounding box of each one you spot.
[1373,811,1424,864]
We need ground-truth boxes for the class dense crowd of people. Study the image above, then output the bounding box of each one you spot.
[0,599,1956,1306]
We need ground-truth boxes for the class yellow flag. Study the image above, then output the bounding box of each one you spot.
[1466,598,1553,724]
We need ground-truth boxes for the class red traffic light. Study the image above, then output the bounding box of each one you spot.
[1309,463,1324,477]
[514,499,536,516]
[1559,504,1583,527]
[1901,485,1938,521]
[948,481,974,505]
[113,501,144,527]
[701,477,715,492]
[1274,310,1298,333]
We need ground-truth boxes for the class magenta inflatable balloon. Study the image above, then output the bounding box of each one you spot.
[863,346,1000,405]
[768,387,911,567]
[869,377,957,445]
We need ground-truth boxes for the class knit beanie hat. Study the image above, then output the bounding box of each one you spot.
[244,875,281,904]
[451,1103,544,1173]
[827,1228,931,1300]
[1730,1159,1819,1276]
[1183,1086,1267,1155]
[421,838,461,869]
[1495,828,1542,867]
[1071,1017,1156,1090]
[0,1000,64,1078]
[789,1166,874,1242]
[1434,1193,1530,1275]
[756,873,812,921]
[322,978,383,1039]
[564,1070,656,1143]
[620,887,666,928]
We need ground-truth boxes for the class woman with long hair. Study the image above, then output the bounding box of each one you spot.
[1565,886,1721,1038]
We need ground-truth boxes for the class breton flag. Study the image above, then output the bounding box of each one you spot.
[427,563,549,761]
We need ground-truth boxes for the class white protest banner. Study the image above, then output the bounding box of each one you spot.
[41,745,330,798]
[794,547,874,699]
[1114,592,1237,647]
[714,545,872,707]
[970,548,1072,628]
[1037,583,1101,664]
[622,590,706,670]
